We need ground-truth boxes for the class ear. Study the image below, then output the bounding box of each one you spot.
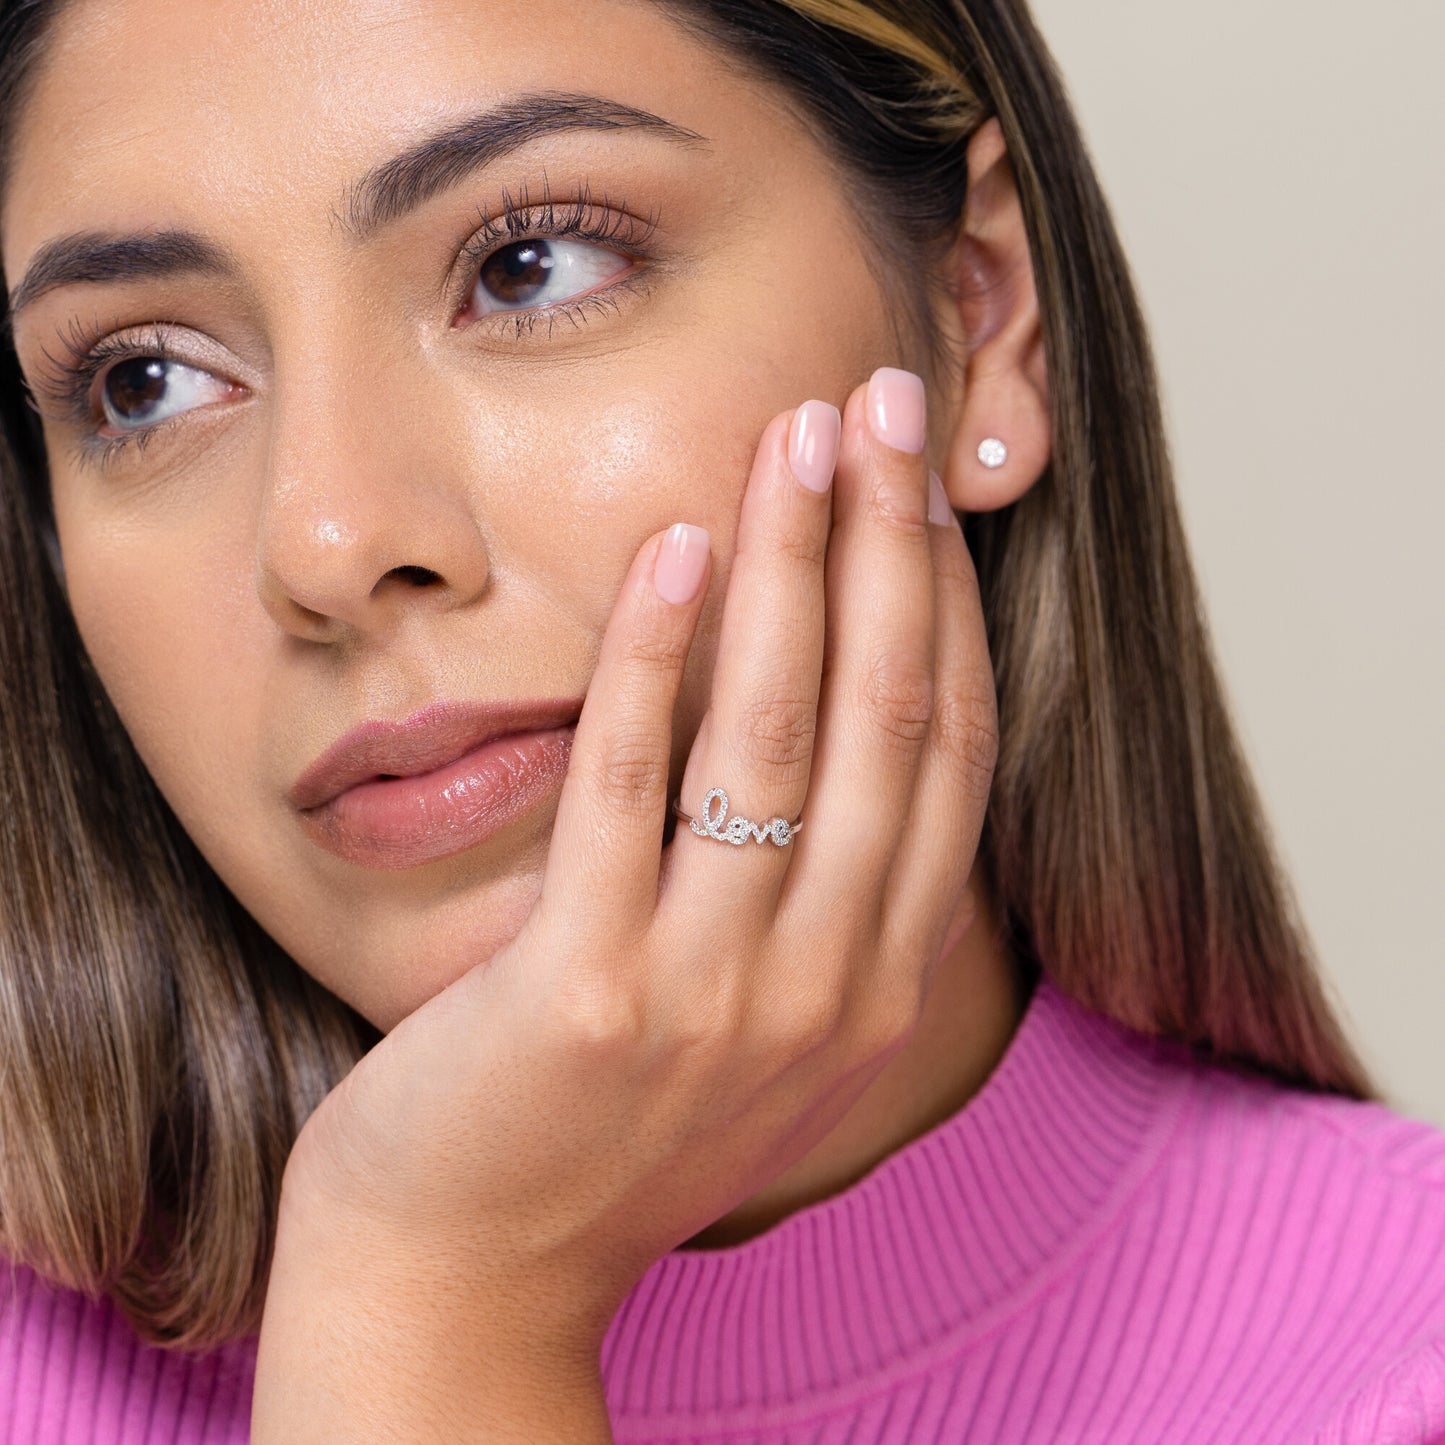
[933,118,1051,513]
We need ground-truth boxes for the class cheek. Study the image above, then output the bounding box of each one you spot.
[484,380,760,677]
[58,512,264,854]
[506,331,875,755]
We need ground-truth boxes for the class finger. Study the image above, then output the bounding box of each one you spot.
[665,400,839,914]
[785,367,937,907]
[879,480,999,1001]
[541,521,712,937]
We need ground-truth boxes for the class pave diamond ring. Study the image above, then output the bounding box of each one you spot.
[671,787,803,847]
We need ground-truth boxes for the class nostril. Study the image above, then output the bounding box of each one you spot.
[390,565,440,587]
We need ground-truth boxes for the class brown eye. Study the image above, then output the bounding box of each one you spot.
[469,236,629,316]
[480,240,558,305]
[105,358,168,421]
[98,356,230,432]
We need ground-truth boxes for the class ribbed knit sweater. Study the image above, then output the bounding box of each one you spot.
[4,969,1445,1443]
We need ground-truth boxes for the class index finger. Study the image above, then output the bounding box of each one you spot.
[539,521,711,936]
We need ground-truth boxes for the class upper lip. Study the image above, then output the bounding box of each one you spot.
[290,696,585,812]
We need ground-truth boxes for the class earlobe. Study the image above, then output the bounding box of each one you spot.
[935,119,1052,515]
[948,361,1051,512]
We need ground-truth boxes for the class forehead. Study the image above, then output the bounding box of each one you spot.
[2,0,770,285]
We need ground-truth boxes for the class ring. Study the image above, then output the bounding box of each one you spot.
[671,787,803,847]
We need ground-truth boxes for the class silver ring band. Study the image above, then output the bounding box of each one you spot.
[671,787,803,847]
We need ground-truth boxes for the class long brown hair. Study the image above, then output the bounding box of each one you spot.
[0,0,1378,1350]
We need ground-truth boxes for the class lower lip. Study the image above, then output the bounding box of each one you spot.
[299,724,577,869]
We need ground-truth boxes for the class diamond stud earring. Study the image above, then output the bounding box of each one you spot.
[977,437,1008,469]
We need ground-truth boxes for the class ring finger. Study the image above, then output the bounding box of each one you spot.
[662,397,841,915]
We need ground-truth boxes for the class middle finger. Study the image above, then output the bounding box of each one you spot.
[663,399,840,911]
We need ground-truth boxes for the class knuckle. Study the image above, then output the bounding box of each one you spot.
[781,989,848,1057]
[931,531,977,594]
[751,981,845,1063]
[869,476,931,543]
[667,976,748,1062]
[550,971,646,1053]
[933,685,1000,799]
[734,685,817,779]
[851,982,924,1061]
[770,524,828,570]
[588,728,670,815]
[858,650,935,749]
[623,626,692,676]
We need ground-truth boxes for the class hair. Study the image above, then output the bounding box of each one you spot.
[0,0,1380,1350]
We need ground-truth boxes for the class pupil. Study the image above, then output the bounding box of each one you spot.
[481,240,555,303]
[107,358,167,419]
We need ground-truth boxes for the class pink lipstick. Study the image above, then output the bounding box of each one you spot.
[292,697,583,869]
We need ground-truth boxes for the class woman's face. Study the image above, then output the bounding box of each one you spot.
[3,0,953,1030]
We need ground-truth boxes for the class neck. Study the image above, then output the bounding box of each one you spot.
[677,871,1031,1251]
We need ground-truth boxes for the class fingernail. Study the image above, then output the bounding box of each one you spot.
[866,367,927,454]
[927,469,955,527]
[788,400,842,493]
[654,523,710,604]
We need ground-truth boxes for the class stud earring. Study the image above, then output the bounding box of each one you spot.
[977,437,1008,470]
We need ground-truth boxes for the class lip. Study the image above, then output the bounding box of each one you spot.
[292,697,584,869]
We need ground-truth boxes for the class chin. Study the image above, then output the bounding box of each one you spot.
[357,866,548,1032]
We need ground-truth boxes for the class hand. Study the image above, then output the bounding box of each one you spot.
[251,367,999,1440]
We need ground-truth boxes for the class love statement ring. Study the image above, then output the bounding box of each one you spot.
[670,787,803,847]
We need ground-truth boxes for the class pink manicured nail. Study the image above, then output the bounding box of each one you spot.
[866,367,927,454]
[654,523,710,604]
[788,400,842,493]
[927,470,955,526]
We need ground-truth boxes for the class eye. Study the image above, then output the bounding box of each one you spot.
[98,355,233,434]
[463,235,633,321]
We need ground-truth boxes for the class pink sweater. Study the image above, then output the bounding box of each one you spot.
[5,969,1445,1442]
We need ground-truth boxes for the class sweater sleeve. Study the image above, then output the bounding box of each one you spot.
[1303,1335,1445,1444]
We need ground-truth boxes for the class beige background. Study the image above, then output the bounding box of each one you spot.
[1028,0,1444,1126]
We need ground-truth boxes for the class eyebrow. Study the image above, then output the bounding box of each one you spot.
[5,92,710,322]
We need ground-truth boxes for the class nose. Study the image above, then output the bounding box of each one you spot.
[255,335,490,640]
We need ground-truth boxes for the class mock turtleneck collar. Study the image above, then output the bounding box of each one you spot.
[599,967,1195,1434]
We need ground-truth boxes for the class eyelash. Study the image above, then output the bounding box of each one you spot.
[456,176,660,340]
[28,177,662,471]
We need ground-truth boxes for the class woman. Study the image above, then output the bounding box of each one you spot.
[1,0,1441,1439]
